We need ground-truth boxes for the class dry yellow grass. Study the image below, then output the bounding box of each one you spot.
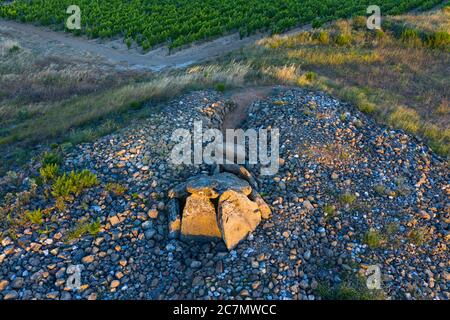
[0,26,257,174]
[1,62,253,144]
[389,6,450,33]
[224,8,449,156]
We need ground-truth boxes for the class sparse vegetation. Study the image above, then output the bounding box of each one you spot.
[222,7,449,157]
[105,183,127,196]
[408,227,428,246]
[374,184,387,196]
[215,83,226,92]
[41,151,62,167]
[66,218,101,242]
[0,59,255,174]
[39,163,59,183]
[386,222,400,236]
[317,273,386,300]
[25,208,43,225]
[51,170,99,199]
[339,192,357,206]
[364,229,385,249]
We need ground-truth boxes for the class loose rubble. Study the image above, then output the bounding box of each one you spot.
[0,87,448,300]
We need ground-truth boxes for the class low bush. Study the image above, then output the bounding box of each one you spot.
[41,151,62,166]
[105,183,127,196]
[51,170,98,199]
[364,229,385,249]
[39,163,59,183]
[67,218,101,241]
[26,208,43,225]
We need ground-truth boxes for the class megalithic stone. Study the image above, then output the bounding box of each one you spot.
[220,164,259,191]
[168,182,188,200]
[186,172,252,197]
[181,194,222,241]
[218,190,262,250]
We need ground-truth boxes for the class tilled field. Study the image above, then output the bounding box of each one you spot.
[0,87,448,300]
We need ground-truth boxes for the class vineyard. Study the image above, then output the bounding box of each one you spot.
[0,0,444,49]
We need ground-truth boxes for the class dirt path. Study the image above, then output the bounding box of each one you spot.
[1,19,308,72]
[222,87,274,131]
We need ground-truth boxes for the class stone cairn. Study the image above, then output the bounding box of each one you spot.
[167,164,271,250]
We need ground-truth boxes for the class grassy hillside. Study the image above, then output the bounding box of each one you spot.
[221,6,450,156]
[0,6,448,176]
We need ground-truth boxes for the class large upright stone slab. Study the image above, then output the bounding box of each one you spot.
[218,190,262,250]
[181,194,221,241]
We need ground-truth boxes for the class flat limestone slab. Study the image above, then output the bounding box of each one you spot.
[187,173,252,197]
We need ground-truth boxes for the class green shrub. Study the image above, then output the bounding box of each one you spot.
[323,204,336,221]
[364,229,385,249]
[324,204,334,214]
[60,142,74,153]
[130,101,144,110]
[67,218,101,241]
[17,110,31,121]
[335,33,352,46]
[386,222,400,236]
[400,28,422,47]
[39,163,59,183]
[51,169,98,199]
[215,83,226,92]
[312,18,324,29]
[41,151,62,166]
[375,29,385,40]
[316,31,330,44]
[422,124,449,156]
[105,182,127,196]
[26,209,43,225]
[352,16,367,30]
[373,184,387,196]
[340,87,376,114]
[305,71,317,81]
[125,38,132,49]
[317,275,385,300]
[426,31,450,49]
[8,45,20,54]
[339,192,356,205]
[408,227,427,246]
